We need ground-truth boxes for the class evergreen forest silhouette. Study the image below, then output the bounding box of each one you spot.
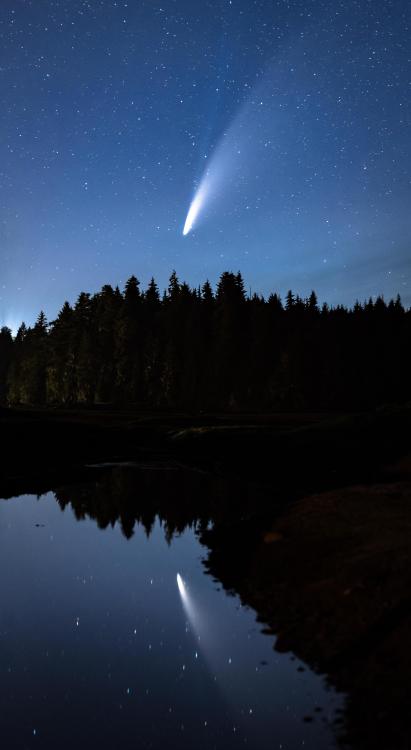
[1,271,410,411]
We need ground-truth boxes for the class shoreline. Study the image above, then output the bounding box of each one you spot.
[1,404,410,492]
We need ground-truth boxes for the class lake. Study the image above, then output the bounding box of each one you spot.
[0,464,343,749]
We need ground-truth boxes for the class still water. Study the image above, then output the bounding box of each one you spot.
[0,467,342,749]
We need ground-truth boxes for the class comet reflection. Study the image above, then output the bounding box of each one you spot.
[176,571,244,722]
[176,573,186,598]
[176,573,198,630]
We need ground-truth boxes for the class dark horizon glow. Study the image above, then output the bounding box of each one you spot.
[1,0,410,330]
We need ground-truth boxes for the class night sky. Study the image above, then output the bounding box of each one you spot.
[1,0,410,331]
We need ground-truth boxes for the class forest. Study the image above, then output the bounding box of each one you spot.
[0,271,410,411]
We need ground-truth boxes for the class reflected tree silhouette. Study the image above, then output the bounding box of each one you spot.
[53,464,260,542]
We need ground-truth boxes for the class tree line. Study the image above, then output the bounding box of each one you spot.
[0,270,410,411]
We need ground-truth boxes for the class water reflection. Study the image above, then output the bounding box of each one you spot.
[53,463,275,542]
[0,465,342,749]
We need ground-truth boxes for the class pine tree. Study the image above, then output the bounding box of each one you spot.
[0,326,13,403]
[285,290,295,310]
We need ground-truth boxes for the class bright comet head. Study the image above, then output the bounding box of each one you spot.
[182,181,209,235]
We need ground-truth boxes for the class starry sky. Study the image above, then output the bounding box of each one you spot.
[1,0,410,330]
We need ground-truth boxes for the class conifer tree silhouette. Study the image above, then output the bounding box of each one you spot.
[2,272,410,411]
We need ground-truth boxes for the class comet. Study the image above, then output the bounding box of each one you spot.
[181,119,250,236]
[181,92,255,237]
[182,177,211,236]
[182,68,278,236]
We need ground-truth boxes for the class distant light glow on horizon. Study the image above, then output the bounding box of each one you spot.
[1,315,22,337]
